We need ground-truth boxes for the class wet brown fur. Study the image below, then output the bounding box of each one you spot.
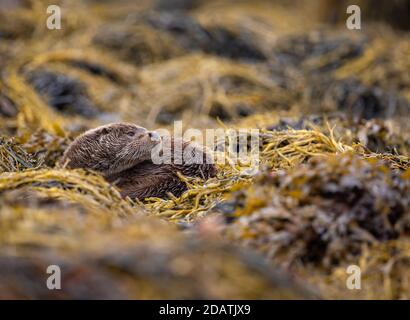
[61,123,217,200]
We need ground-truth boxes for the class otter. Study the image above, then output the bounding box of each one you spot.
[60,123,217,200]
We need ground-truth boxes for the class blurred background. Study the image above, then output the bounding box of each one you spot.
[1,0,409,142]
[0,0,409,300]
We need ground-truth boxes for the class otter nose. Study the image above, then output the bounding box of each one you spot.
[148,131,161,142]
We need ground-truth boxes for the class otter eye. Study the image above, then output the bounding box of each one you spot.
[127,131,136,137]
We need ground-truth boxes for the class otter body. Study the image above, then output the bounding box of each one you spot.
[61,123,216,200]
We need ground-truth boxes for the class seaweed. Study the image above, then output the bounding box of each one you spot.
[223,154,410,270]
[0,0,409,300]
[0,189,316,299]
[135,54,290,125]
[93,24,182,65]
[239,112,410,156]
[0,137,37,173]
[0,9,35,40]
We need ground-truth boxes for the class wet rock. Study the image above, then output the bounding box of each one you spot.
[303,77,410,121]
[0,93,17,118]
[145,11,267,61]
[154,0,200,11]
[273,30,365,72]
[25,69,99,118]
[68,60,122,83]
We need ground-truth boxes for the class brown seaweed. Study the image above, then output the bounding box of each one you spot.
[223,154,410,269]
[0,0,409,300]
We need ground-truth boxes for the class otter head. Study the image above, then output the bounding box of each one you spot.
[61,123,161,175]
